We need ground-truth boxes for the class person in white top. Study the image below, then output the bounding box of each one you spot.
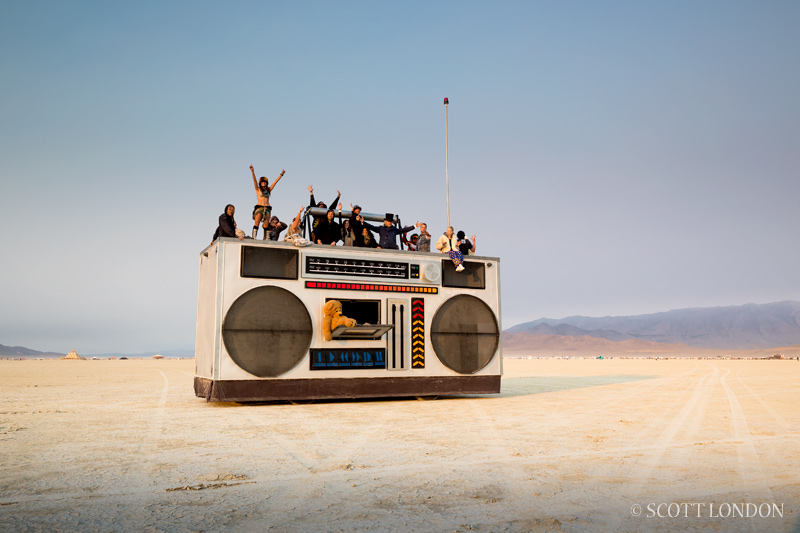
[435,226,465,272]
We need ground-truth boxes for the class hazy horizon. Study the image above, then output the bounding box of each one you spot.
[2,2,799,353]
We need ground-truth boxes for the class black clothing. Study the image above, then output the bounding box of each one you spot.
[309,192,340,240]
[360,231,378,248]
[315,219,341,245]
[349,213,364,242]
[458,239,473,256]
[213,211,237,241]
[308,192,341,211]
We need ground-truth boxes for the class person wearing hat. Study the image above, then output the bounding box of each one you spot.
[348,203,364,244]
[363,213,420,250]
[250,164,285,239]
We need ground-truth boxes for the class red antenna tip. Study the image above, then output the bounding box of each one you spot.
[443,97,449,105]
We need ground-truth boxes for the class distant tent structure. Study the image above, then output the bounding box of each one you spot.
[152,354,164,360]
[61,350,84,360]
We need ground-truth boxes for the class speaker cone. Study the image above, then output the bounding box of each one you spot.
[222,286,312,377]
[430,294,499,374]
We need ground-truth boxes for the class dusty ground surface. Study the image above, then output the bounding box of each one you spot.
[1,358,798,532]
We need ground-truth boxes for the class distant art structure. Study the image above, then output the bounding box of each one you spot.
[61,350,83,360]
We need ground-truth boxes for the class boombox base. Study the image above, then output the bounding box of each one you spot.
[194,375,501,403]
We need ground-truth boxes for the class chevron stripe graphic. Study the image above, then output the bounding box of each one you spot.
[411,298,424,368]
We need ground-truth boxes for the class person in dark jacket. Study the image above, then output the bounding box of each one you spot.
[212,204,244,242]
[363,213,420,250]
[307,185,340,242]
[349,203,364,242]
[315,209,341,246]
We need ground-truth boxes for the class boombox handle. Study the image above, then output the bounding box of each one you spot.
[303,207,407,250]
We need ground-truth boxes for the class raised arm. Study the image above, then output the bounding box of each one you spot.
[399,221,421,234]
[471,235,476,255]
[291,206,304,232]
[307,185,316,207]
[330,190,340,210]
[250,165,259,192]
[269,169,285,192]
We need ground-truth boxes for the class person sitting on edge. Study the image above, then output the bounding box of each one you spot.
[407,234,419,251]
[416,223,432,252]
[251,164,285,239]
[457,230,476,256]
[307,185,340,242]
[283,206,312,247]
[267,216,288,241]
[315,207,341,246]
[363,213,420,250]
[213,204,244,242]
[436,226,465,271]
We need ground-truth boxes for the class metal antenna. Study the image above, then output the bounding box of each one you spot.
[444,97,450,227]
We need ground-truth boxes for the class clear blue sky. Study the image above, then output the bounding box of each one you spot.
[2,1,799,353]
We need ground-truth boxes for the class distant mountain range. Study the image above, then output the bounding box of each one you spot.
[0,345,193,359]
[505,300,800,351]
[0,344,64,357]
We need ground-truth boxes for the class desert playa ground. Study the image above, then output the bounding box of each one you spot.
[1,358,798,532]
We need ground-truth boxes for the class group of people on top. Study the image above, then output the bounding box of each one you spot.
[212,165,477,271]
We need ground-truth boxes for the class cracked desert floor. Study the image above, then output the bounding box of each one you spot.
[1,358,798,532]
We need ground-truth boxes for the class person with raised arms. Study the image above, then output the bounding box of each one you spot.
[250,164,285,239]
[363,213,420,250]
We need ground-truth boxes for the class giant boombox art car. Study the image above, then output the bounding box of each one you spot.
[194,238,502,402]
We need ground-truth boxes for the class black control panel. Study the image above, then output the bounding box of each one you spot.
[305,256,409,279]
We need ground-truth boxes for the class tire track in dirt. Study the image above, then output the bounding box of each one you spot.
[502,366,702,438]
[141,367,170,451]
[629,365,718,495]
[720,368,774,504]
[735,368,792,431]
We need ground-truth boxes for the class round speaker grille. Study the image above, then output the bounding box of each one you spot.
[222,286,312,378]
[430,295,499,374]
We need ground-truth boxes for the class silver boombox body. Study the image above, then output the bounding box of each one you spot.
[194,238,502,401]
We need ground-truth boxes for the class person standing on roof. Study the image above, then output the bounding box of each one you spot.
[251,164,285,239]
[416,223,432,252]
[349,203,364,240]
[307,185,340,242]
[363,213,420,250]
